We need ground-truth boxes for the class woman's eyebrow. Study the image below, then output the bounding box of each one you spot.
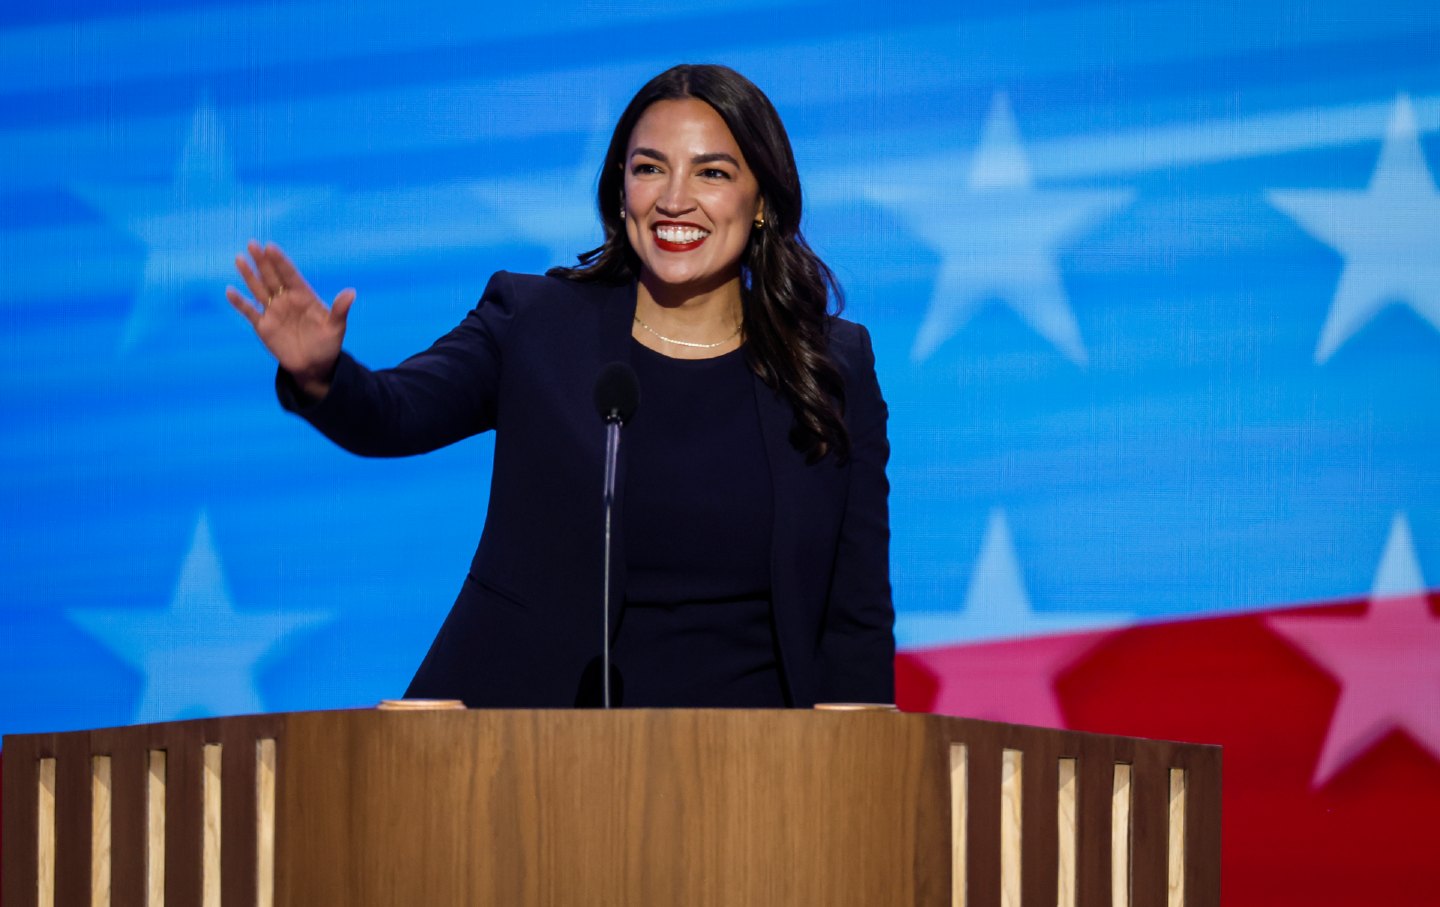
[692,152,740,167]
[629,147,740,167]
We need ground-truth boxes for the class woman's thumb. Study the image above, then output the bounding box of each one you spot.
[330,288,357,325]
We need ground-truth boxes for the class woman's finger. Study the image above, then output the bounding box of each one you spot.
[244,239,271,286]
[235,254,269,303]
[226,286,262,327]
[267,243,313,295]
[252,241,286,297]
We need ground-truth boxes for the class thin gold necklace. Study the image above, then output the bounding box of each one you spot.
[633,314,742,350]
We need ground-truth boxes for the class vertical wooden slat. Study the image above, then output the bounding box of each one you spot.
[91,756,112,907]
[3,738,42,907]
[219,724,258,907]
[1057,759,1078,907]
[1000,749,1023,907]
[1130,748,1169,906]
[966,742,1003,907]
[202,743,223,907]
[37,757,57,907]
[256,739,277,907]
[1183,748,1222,907]
[1111,764,1132,907]
[56,734,95,906]
[165,731,203,907]
[1168,768,1187,907]
[100,740,147,907]
[950,744,968,907]
[1019,733,1059,907]
[1076,750,1113,907]
[147,750,166,907]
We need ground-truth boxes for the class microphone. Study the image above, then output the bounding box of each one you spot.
[593,362,639,708]
[594,361,640,425]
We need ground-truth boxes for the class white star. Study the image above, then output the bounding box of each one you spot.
[470,102,610,268]
[69,512,332,723]
[897,508,1129,648]
[904,632,1098,729]
[866,92,1132,365]
[1268,94,1440,363]
[74,99,328,352]
[1267,513,1440,786]
[471,168,605,269]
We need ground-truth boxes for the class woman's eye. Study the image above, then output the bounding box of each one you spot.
[631,163,661,175]
[700,168,731,180]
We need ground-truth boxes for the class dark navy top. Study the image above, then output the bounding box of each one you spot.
[613,339,786,707]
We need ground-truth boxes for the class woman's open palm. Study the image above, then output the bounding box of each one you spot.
[227,241,354,396]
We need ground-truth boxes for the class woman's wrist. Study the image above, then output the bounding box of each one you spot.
[287,357,338,403]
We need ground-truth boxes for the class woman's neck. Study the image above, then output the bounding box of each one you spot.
[634,274,744,359]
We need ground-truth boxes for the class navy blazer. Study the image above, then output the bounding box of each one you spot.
[282,271,894,707]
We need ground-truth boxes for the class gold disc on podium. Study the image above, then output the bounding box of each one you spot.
[376,699,466,711]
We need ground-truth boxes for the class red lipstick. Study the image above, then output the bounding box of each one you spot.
[651,221,709,253]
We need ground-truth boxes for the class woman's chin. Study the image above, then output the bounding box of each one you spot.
[640,265,740,302]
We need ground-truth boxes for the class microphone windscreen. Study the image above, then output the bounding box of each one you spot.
[593,361,640,424]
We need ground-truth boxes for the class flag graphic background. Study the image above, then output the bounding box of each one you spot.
[2,1,1438,902]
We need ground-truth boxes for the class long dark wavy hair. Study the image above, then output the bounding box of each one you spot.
[548,64,849,462]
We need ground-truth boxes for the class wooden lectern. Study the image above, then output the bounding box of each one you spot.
[3,709,1219,906]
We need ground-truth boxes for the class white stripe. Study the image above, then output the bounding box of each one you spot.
[0,0,784,93]
[3,1,1433,189]
[802,93,1440,195]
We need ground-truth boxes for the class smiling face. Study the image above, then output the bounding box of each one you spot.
[622,98,763,305]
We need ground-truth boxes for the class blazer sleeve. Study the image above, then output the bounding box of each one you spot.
[816,323,897,703]
[276,271,521,457]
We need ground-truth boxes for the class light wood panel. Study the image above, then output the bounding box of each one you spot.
[950,744,968,907]
[89,756,111,907]
[1112,763,1133,907]
[1168,768,1187,907]
[276,710,938,906]
[999,749,1023,907]
[200,744,221,907]
[37,757,56,907]
[257,739,276,907]
[146,750,165,907]
[1057,758,1077,907]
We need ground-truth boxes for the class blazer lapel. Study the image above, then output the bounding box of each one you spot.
[753,374,811,704]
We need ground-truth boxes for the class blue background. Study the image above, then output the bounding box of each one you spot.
[2,0,1438,734]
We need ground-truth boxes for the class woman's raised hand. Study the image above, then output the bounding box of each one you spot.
[227,241,355,400]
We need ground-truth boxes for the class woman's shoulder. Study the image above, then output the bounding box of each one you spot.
[482,270,630,307]
[826,315,870,344]
[825,315,878,373]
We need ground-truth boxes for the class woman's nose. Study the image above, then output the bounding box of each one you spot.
[656,175,696,215]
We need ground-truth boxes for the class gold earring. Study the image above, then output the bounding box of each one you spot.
[753,214,765,228]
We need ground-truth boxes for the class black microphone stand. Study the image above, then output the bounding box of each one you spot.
[594,360,638,710]
[601,412,621,709]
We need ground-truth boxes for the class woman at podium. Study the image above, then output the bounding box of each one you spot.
[226,64,894,710]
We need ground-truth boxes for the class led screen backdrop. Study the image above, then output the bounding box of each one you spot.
[2,1,1438,903]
